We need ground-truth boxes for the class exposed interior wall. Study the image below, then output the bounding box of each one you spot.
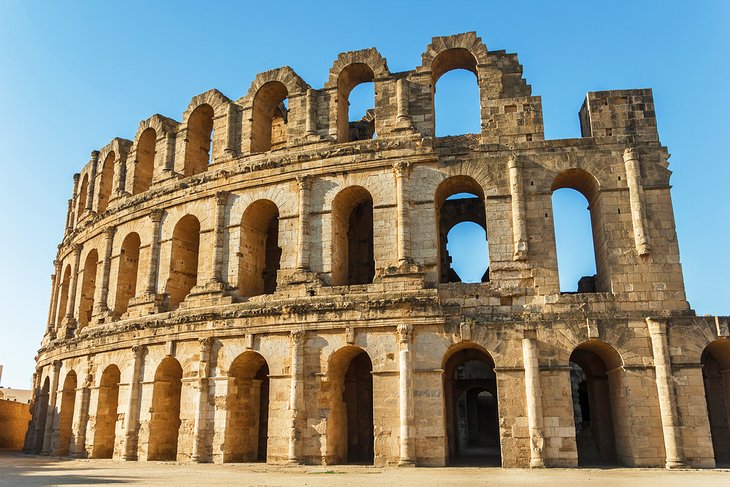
[97,152,115,214]
[184,104,214,177]
[92,365,120,459]
[252,81,288,153]
[78,250,99,329]
[166,216,200,309]
[238,200,280,297]
[133,128,156,194]
[148,357,182,461]
[331,186,374,286]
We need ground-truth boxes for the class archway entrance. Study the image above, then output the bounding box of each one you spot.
[56,371,78,456]
[328,347,374,464]
[569,341,622,466]
[92,365,121,458]
[34,377,50,453]
[148,357,182,461]
[224,352,270,463]
[702,339,730,466]
[443,347,500,466]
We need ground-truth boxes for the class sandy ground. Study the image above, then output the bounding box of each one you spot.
[1,452,729,487]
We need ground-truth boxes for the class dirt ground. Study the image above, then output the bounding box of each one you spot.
[1,452,729,487]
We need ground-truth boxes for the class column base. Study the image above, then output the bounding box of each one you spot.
[530,458,545,468]
[398,459,416,467]
[665,460,687,469]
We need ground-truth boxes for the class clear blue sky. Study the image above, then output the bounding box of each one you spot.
[0,1,727,388]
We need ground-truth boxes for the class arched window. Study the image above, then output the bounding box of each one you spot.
[432,49,481,136]
[435,176,489,283]
[78,249,99,330]
[148,357,182,461]
[331,186,374,286]
[92,364,120,459]
[551,169,605,293]
[133,128,156,194]
[166,215,200,309]
[251,81,288,153]
[97,152,115,213]
[55,265,72,328]
[239,200,280,297]
[337,63,376,142]
[114,232,141,315]
[76,174,89,220]
[184,104,214,177]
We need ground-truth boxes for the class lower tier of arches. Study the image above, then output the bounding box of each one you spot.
[25,317,730,468]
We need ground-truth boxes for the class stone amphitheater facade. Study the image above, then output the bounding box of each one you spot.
[24,32,730,469]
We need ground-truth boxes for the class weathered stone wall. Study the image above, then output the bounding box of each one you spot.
[0,399,31,450]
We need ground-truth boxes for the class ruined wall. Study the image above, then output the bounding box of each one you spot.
[0,399,31,450]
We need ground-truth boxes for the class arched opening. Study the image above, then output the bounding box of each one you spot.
[224,352,270,463]
[337,63,376,142]
[114,232,141,316]
[97,152,115,214]
[238,200,281,297]
[552,169,605,293]
[184,104,214,177]
[431,48,480,137]
[78,249,99,330]
[148,357,182,462]
[252,81,288,153]
[56,265,71,328]
[92,364,120,459]
[76,174,89,220]
[34,377,50,453]
[435,177,488,283]
[133,128,156,194]
[443,347,500,466]
[331,186,374,286]
[702,339,730,466]
[327,347,374,464]
[56,371,77,456]
[166,215,200,309]
[569,340,623,466]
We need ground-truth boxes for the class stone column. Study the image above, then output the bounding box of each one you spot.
[122,345,145,461]
[208,191,228,286]
[46,263,60,338]
[113,153,127,199]
[522,330,545,468]
[86,151,99,213]
[41,360,61,455]
[624,148,652,256]
[393,162,412,265]
[65,199,74,232]
[93,227,116,317]
[71,362,94,457]
[396,78,412,127]
[191,337,213,462]
[295,176,312,271]
[62,245,83,333]
[287,330,305,463]
[71,173,80,225]
[224,103,237,157]
[305,88,317,136]
[397,324,416,466]
[163,131,176,174]
[144,209,165,295]
[647,317,686,468]
[508,154,528,261]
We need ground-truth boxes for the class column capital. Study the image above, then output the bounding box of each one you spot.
[508,153,520,169]
[214,190,229,206]
[51,360,62,371]
[149,208,164,223]
[198,336,214,351]
[103,226,116,239]
[393,161,411,178]
[73,173,80,183]
[290,329,306,346]
[296,174,312,191]
[73,243,83,256]
[397,323,414,344]
[623,146,639,162]
[646,317,668,335]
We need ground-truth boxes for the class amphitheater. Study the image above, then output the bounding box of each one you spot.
[23,32,729,469]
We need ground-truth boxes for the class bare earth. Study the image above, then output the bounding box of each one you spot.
[0,453,728,487]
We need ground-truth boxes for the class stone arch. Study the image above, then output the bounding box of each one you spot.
[331,186,374,286]
[55,369,78,456]
[551,168,608,293]
[238,199,281,298]
[34,376,50,453]
[132,128,156,194]
[148,356,183,461]
[435,175,488,283]
[91,364,121,459]
[114,232,141,316]
[223,351,270,463]
[77,248,99,330]
[96,152,115,213]
[569,339,625,466]
[442,343,500,466]
[702,338,730,466]
[129,114,179,194]
[165,215,200,309]
[325,346,374,464]
[96,138,132,211]
[419,32,489,84]
[180,89,231,176]
[76,173,89,221]
[55,264,72,329]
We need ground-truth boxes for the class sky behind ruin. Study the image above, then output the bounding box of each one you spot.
[0,1,728,388]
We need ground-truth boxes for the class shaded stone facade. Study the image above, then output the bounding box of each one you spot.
[25,32,729,468]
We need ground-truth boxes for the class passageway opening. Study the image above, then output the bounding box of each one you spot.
[134,127,156,194]
[148,357,182,461]
[432,48,481,137]
[78,250,99,330]
[166,215,200,309]
[331,186,374,286]
[92,365,120,459]
[702,339,730,466]
[56,371,77,456]
[239,200,281,297]
[252,81,289,152]
[184,104,214,176]
[337,63,376,142]
[114,232,140,315]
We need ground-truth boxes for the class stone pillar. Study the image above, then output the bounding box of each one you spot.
[164,131,176,174]
[191,337,213,462]
[41,360,61,455]
[305,88,317,136]
[46,263,60,338]
[287,330,305,463]
[396,78,412,127]
[71,173,79,225]
[508,154,528,261]
[393,162,412,265]
[86,151,99,213]
[122,345,145,461]
[397,323,416,466]
[208,191,228,286]
[647,318,686,468]
[144,209,164,294]
[71,362,94,457]
[62,245,83,334]
[295,176,312,271]
[224,103,237,157]
[624,148,652,256]
[65,199,74,232]
[113,153,127,199]
[522,330,545,467]
[93,226,116,318]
